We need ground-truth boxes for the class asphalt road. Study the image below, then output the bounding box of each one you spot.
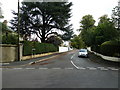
[2,50,120,88]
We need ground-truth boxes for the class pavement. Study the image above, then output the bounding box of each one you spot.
[0,51,68,68]
[2,50,120,88]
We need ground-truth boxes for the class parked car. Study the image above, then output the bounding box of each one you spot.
[78,49,88,58]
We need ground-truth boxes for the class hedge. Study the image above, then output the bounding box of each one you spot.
[91,45,101,53]
[22,41,58,56]
[2,33,18,44]
[100,40,120,57]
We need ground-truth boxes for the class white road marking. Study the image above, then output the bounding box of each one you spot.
[71,60,79,69]
[87,59,91,61]
[39,68,48,70]
[71,54,75,59]
[107,67,119,70]
[100,68,108,70]
[13,68,23,70]
[52,68,61,70]
[0,63,10,65]
[25,68,35,70]
[110,68,119,71]
[97,67,105,69]
[65,68,73,70]
[87,67,97,70]
[107,67,115,69]
[78,67,86,70]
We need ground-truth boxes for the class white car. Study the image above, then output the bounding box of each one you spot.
[78,49,88,58]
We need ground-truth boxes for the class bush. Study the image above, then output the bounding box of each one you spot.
[22,41,33,56]
[91,45,101,53]
[100,40,120,57]
[22,41,58,56]
[2,33,18,44]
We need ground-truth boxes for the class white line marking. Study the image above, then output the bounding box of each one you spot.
[88,59,91,61]
[52,68,61,69]
[110,68,119,71]
[65,68,73,70]
[1,63,10,65]
[71,56,73,59]
[100,68,108,70]
[107,67,115,69]
[78,67,86,70]
[71,54,75,59]
[13,68,22,70]
[87,67,97,70]
[39,68,48,70]
[97,67,105,69]
[71,60,79,69]
[25,68,35,70]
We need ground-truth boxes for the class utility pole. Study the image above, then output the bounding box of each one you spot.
[17,0,20,61]
[118,0,120,30]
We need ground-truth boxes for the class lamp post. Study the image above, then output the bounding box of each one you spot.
[17,0,20,61]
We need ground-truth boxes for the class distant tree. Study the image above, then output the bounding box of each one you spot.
[79,14,95,46]
[70,35,85,49]
[46,36,63,46]
[0,2,4,19]
[60,24,74,41]
[10,2,73,42]
[79,14,95,30]
[98,15,110,24]
[95,21,118,45]
[90,15,118,46]
[78,14,118,47]
[112,0,120,30]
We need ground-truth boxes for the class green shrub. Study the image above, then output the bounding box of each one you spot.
[2,33,18,44]
[100,40,120,57]
[91,45,101,53]
[22,41,33,56]
[22,41,58,56]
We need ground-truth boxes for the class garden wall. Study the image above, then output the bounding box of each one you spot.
[0,44,23,63]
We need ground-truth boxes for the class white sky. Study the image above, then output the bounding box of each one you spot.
[0,0,118,35]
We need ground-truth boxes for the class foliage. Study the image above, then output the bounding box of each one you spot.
[10,2,73,42]
[79,15,118,48]
[70,35,85,49]
[46,36,63,46]
[100,40,120,57]
[94,20,118,45]
[0,3,4,19]
[79,15,95,46]
[22,41,58,56]
[79,14,95,30]
[98,15,110,24]
[91,45,101,53]
[2,33,18,44]
[112,1,120,30]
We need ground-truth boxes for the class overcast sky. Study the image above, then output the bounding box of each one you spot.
[0,0,118,35]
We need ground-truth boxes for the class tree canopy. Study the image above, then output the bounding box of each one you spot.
[78,14,118,47]
[112,1,120,30]
[79,14,95,30]
[70,35,85,49]
[10,2,73,42]
[79,14,95,46]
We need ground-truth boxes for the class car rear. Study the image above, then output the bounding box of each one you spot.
[78,49,88,58]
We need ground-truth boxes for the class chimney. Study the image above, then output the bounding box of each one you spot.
[3,20,8,26]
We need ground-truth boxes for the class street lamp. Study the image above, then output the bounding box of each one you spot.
[17,0,20,61]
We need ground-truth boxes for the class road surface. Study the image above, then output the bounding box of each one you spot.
[2,50,119,88]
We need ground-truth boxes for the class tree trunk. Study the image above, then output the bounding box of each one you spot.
[41,13,46,43]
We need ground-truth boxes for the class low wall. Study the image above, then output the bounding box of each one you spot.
[87,47,120,62]
[59,47,69,52]
[0,44,23,63]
